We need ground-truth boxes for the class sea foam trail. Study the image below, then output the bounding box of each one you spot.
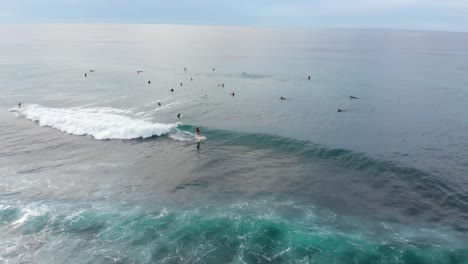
[14,104,177,140]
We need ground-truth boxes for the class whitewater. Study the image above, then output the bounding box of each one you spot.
[12,104,178,140]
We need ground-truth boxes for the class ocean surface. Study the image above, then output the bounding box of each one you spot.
[0,24,467,263]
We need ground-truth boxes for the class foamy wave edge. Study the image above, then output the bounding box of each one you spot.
[13,104,178,140]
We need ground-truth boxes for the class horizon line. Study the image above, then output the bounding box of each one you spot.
[0,21,467,34]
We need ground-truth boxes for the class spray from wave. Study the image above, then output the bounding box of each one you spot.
[13,104,178,140]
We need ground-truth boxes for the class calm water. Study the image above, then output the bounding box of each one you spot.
[0,24,467,263]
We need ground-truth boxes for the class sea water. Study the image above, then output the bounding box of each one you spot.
[0,24,467,263]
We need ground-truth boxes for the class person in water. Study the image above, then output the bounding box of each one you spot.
[222,83,224,87]
[308,75,311,80]
[180,82,183,86]
[89,70,95,73]
[137,70,143,74]
[190,77,193,81]
[280,97,286,100]
[231,92,235,96]
[170,88,174,92]
[212,68,215,71]
[349,96,359,99]
[84,73,87,77]
[196,127,201,136]
[18,102,21,108]
[158,102,161,106]
[177,113,181,118]
[184,67,186,71]
[337,109,345,112]
[148,80,151,84]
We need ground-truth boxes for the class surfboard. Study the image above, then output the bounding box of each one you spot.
[195,135,206,142]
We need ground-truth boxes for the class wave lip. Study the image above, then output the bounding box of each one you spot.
[15,104,177,140]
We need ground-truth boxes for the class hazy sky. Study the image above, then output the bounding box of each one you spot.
[1,0,468,32]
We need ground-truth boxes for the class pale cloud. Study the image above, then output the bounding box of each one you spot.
[0,12,16,19]
[0,0,467,31]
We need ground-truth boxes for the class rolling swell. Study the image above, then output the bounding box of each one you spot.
[177,125,468,229]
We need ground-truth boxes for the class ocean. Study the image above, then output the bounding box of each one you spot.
[0,24,467,263]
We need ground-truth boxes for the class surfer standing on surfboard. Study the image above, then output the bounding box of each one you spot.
[196,127,202,149]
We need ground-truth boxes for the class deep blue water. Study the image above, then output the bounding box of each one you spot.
[0,24,467,263]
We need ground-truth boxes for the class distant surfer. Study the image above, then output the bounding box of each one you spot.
[230,92,235,96]
[177,113,181,118]
[243,72,246,75]
[308,75,311,80]
[280,97,286,100]
[148,80,151,84]
[180,82,183,86]
[137,70,143,74]
[158,102,161,106]
[212,68,215,71]
[170,88,174,92]
[222,83,224,87]
[349,96,359,99]
[337,109,345,112]
[84,73,87,77]
[89,70,95,73]
[196,127,202,149]
[184,67,187,71]
[190,77,193,81]
[18,102,21,108]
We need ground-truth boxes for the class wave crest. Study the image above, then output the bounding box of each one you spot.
[15,104,177,140]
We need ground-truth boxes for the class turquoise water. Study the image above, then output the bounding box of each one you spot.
[0,24,467,263]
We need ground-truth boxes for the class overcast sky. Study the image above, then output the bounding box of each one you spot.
[1,0,468,32]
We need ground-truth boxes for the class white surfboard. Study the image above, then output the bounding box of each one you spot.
[195,135,206,142]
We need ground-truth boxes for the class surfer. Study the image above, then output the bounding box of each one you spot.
[170,88,174,92]
[349,96,359,99]
[158,102,161,106]
[196,127,201,136]
[213,68,215,71]
[184,67,187,71]
[89,70,95,73]
[148,80,151,84]
[137,70,143,74]
[280,97,286,100]
[222,83,224,87]
[308,75,311,80]
[180,82,183,86]
[337,109,345,112]
[190,77,193,81]
[231,92,235,96]
[18,103,21,108]
[177,113,181,118]
[84,73,87,77]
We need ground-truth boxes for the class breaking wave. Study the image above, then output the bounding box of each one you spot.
[13,104,177,140]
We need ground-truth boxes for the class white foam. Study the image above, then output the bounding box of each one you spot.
[76,107,133,115]
[11,206,46,228]
[15,104,177,140]
[169,130,195,142]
